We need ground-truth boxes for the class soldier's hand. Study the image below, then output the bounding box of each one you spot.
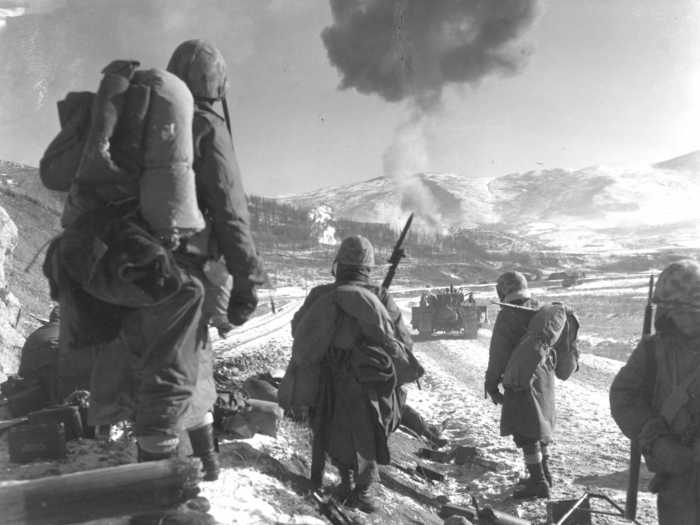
[228,277,258,326]
[488,388,504,405]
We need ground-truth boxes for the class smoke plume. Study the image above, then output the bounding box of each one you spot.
[0,0,265,164]
[322,0,538,110]
[324,0,539,230]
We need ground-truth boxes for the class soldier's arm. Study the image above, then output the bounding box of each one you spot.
[484,311,516,393]
[382,293,414,351]
[609,338,655,440]
[193,116,263,284]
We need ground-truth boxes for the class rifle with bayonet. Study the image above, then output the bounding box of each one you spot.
[382,213,413,290]
[310,213,416,490]
[625,273,654,521]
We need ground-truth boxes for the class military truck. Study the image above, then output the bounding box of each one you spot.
[411,287,489,339]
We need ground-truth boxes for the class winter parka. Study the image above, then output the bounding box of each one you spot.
[485,300,557,444]
[610,333,700,524]
[280,280,421,484]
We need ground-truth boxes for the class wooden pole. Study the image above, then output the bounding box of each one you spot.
[0,458,202,525]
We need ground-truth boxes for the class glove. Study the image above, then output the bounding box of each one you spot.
[227,277,258,326]
[488,388,504,405]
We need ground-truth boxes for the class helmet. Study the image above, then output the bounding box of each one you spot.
[496,271,531,302]
[653,259,700,309]
[335,235,375,267]
[166,39,227,100]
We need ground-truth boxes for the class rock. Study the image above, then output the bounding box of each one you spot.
[0,206,24,382]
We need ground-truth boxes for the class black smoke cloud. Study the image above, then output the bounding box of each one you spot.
[322,0,539,109]
[0,0,264,164]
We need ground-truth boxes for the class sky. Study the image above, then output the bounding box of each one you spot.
[0,0,699,197]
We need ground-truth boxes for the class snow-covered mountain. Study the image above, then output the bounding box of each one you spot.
[278,172,497,232]
[281,151,700,252]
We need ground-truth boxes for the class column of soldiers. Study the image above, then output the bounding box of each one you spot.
[25,38,699,523]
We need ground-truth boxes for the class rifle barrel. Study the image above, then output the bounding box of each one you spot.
[625,272,654,520]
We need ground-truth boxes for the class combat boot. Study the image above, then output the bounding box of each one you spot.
[513,462,550,499]
[347,484,378,513]
[188,424,220,482]
[333,468,354,502]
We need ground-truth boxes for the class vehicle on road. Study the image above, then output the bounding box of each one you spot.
[411,286,489,339]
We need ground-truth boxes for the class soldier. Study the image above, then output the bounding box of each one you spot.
[610,260,700,524]
[166,39,265,481]
[45,44,262,482]
[484,271,554,499]
[18,306,60,391]
[283,235,423,513]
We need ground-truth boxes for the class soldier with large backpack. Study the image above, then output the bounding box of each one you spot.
[279,235,423,513]
[610,260,700,524]
[41,43,262,479]
[485,271,580,499]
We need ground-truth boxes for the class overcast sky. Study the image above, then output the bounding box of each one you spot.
[0,0,698,196]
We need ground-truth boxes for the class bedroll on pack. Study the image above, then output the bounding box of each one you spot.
[39,91,95,191]
[502,304,579,390]
[131,68,205,241]
[47,63,204,242]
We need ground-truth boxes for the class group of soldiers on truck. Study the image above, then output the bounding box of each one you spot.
[6,37,698,524]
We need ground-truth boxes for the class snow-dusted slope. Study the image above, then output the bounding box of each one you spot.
[489,152,700,252]
[281,151,700,252]
[278,172,496,231]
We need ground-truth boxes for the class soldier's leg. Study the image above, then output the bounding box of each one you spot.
[540,441,552,487]
[183,334,219,481]
[513,435,550,499]
[133,276,205,459]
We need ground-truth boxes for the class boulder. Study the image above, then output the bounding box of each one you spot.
[0,206,26,382]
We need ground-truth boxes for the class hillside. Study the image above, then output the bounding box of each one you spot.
[0,161,63,328]
[281,150,700,253]
[3,151,700,327]
[277,172,496,231]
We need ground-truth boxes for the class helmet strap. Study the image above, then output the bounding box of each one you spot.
[221,95,233,137]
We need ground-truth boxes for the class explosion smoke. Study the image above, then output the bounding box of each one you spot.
[322,0,538,110]
[309,205,339,246]
[323,0,539,229]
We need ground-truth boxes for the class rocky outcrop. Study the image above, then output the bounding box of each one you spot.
[0,206,25,382]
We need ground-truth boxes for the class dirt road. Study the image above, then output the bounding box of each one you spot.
[404,330,657,524]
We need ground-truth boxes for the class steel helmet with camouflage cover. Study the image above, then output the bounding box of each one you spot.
[653,259,700,310]
[166,39,227,101]
[496,271,531,303]
[653,259,700,336]
[335,235,375,267]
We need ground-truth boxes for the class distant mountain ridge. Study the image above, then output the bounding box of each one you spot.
[280,150,700,252]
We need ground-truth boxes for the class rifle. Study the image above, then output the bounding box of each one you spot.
[625,273,654,520]
[311,491,352,525]
[310,213,415,489]
[382,213,413,290]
